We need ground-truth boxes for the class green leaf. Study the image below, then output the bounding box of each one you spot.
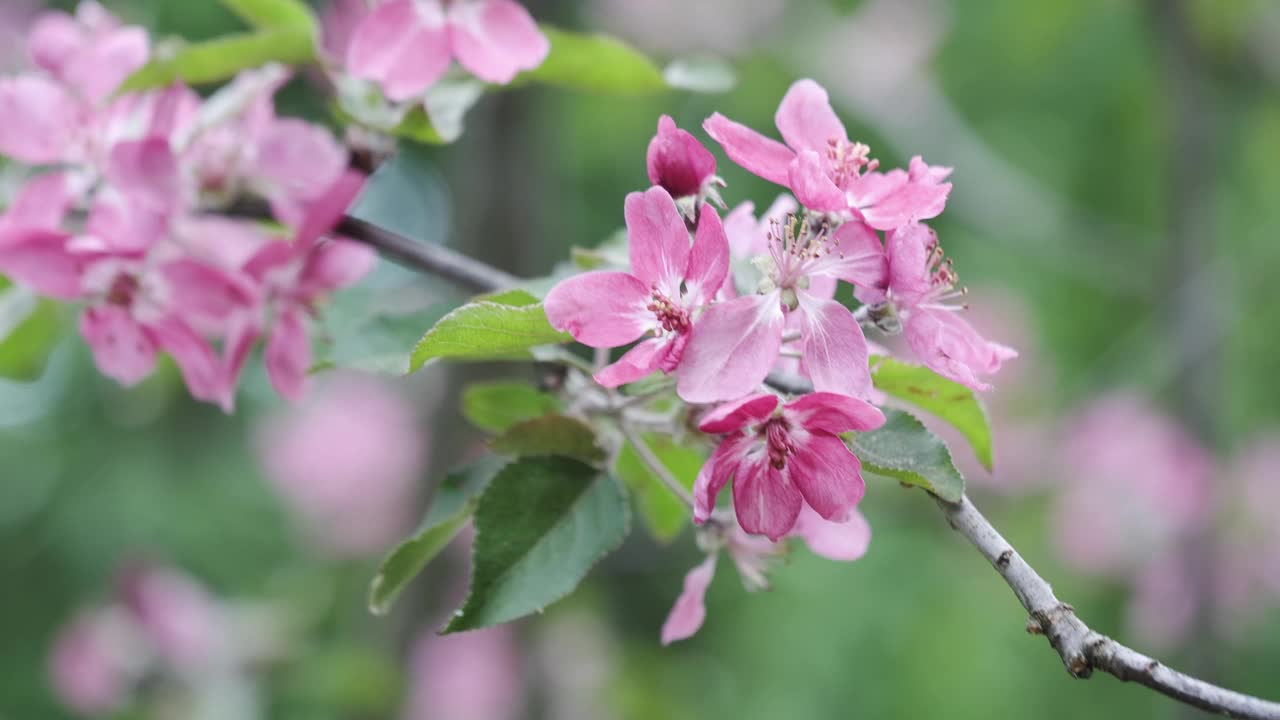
[0,284,66,381]
[219,0,316,30]
[663,57,737,93]
[445,456,630,633]
[614,434,703,543]
[521,26,666,94]
[408,300,569,372]
[462,382,563,433]
[848,409,966,502]
[489,415,605,465]
[119,27,316,92]
[871,357,994,470]
[474,289,540,307]
[367,457,505,615]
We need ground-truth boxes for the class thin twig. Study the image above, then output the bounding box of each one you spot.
[619,422,696,510]
[939,495,1280,720]
[320,210,1280,720]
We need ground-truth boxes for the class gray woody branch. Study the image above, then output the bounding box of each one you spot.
[334,214,1280,720]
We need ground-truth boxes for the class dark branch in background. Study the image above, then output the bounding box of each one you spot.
[334,216,519,294]
[302,209,1280,719]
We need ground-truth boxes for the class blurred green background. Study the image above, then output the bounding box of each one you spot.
[3,0,1279,718]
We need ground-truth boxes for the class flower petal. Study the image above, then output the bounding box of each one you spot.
[0,76,79,164]
[811,220,887,289]
[107,138,181,213]
[647,115,716,198]
[698,394,779,434]
[149,316,232,411]
[624,186,690,293]
[294,170,365,249]
[904,307,1015,391]
[785,392,885,435]
[346,0,450,101]
[684,204,730,304]
[4,173,72,230]
[774,79,847,154]
[80,306,156,386]
[255,118,348,211]
[265,306,311,402]
[448,0,550,84]
[693,434,748,523]
[159,259,257,327]
[0,228,88,299]
[543,270,652,347]
[792,504,871,562]
[857,160,952,231]
[594,337,671,388]
[660,554,717,645]
[703,112,794,187]
[298,239,378,296]
[788,151,847,213]
[788,433,865,522]
[796,291,872,399]
[733,461,803,541]
[676,293,785,404]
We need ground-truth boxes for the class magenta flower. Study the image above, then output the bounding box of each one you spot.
[646,115,718,200]
[693,391,884,540]
[544,186,730,387]
[676,214,886,403]
[346,0,550,101]
[662,504,872,645]
[863,222,1016,391]
[703,79,951,230]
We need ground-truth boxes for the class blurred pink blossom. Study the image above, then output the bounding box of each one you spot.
[1213,435,1280,629]
[403,625,525,720]
[1052,393,1213,578]
[257,374,427,556]
[49,607,143,715]
[118,564,228,673]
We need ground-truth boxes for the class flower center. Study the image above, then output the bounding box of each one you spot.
[826,138,878,187]
[647,288,691,334]
[106,273,141,307]
[921,237,968,308]
[762,417,794,470]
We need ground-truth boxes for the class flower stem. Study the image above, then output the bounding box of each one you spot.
[619,422,695,510]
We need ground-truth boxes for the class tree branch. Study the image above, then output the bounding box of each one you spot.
[330,213,1280,720]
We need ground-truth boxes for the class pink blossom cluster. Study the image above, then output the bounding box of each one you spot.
[543,79,1016,642]
[0,2,375,409]
[49,564,238,716]
[343,0,550,100]
[1052,394,1280,647]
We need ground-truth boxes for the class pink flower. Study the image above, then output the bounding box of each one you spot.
[118,564,228,673]
[257,374,426,556]
[403,625,524,720]
[703,79,951,230]
[646,115,717,200]
[661,504,871,644]
[77,255,255,410]
[693,392,884,540]
[676,213,886,402]
[234,171,374,401]
[48,608,143,716]
[27,1,149,105]
[346,0,549,101]
[862,222,1016,391]
[545,186,729,388]
[1052,393,1212,578]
